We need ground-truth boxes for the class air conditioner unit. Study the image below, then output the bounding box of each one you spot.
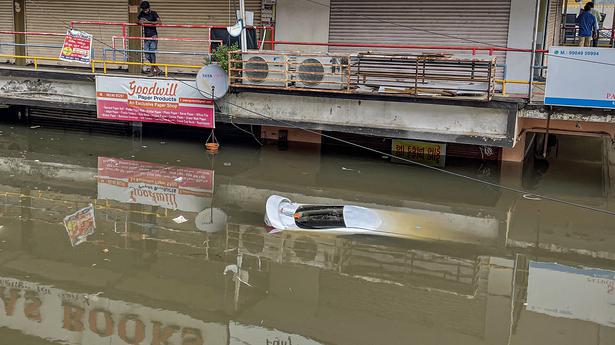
[293,56,348,90]
[241,53,288,87]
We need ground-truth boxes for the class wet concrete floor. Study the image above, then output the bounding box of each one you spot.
[0,122,613,345]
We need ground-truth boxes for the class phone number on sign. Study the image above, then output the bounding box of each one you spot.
[555,50,600,56]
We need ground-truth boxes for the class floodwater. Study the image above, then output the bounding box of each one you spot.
[0,122,614,345]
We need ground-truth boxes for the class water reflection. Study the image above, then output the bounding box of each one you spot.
[0,123,613,345]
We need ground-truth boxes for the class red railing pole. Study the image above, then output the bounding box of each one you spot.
[69,21,74,29]
[122,23,127,50]
[271,27,275,50]
[208,27,212,54]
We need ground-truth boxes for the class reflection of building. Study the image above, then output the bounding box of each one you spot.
[1,133,615,345]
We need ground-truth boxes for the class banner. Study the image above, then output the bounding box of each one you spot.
[97,157,214,212]
[59,30,93,64]
[96,76,215,128]
[63,204,96,246]
[545,47,615,109]
[526,261,615,327]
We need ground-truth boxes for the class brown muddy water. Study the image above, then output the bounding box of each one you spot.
[0,122,613,345]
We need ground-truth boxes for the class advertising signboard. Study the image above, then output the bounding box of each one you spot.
[96,76,215,128]
[97,157,214,212]
[526,261,615,327]
[59,30,93,64]
[545,47,615,109]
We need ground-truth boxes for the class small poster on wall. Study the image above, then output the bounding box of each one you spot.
[59,30,93,64]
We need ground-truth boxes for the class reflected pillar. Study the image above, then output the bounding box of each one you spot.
[19,188,33,252]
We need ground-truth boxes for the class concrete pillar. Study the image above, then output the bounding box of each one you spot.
[502,132,527,162]
[128,0,142,74]
[505,0,539,94]
[13,0,26,66]
[608,139,615,210]
[274,0,331,52]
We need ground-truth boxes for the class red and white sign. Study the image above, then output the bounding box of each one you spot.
[59,30,93,64]
[63,204,96,246]
[527,261,615,327]
[96,76,215,128]
[97,157,214,212]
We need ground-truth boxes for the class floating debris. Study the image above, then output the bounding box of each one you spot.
[174,177,184,183]
[172,215,188,224]
[30,125,41,129]
[224,162,232,167]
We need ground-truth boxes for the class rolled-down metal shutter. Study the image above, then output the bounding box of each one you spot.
[147,0,262,68]
[0,0,14,59]
[25,0,127,66]
[545,0,562,49]
[329,0,511,78]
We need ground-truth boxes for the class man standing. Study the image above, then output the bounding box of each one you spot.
[586,2,602,47]
[576,3,598,47]
[138,1,162,76]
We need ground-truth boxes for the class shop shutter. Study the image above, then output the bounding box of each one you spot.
[0,0,14,60]
[25,0,127,67]
[328,0,512,79]
[145,0,262,69]
[545,0,563,48]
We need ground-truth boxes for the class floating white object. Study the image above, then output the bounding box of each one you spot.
[172,215,188,224]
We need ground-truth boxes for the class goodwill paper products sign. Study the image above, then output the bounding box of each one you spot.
[96,76,215,128]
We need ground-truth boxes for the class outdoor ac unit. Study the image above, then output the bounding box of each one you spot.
[241,53,288,87]
[293,56,348,90]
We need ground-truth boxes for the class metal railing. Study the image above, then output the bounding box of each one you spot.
[229,50,497,101]
[0,21,551,102]
[560,24,615,47]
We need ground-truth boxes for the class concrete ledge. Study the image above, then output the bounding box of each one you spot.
[224,91,517,147]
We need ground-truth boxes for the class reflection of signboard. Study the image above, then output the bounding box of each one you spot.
[545,47,615,109]
[391,139,446,167]
[230,322,323,345]
[527,261,615,327]
[96,76,215,128]
[0,276,227,345]
[63,204,95,246]
[97,157,214,212]
[59,30,93,64]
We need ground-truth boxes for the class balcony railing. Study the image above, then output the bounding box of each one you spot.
[229,50,497,101]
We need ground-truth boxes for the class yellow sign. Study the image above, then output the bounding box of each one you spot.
[391,139,446,167]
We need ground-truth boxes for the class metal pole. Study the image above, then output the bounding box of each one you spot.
[542,108,552,158]
[239,0,247,52]
[528,0,542,101]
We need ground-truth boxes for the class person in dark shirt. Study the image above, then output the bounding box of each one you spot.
[576,3,598,47]
[137,1,162,76]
